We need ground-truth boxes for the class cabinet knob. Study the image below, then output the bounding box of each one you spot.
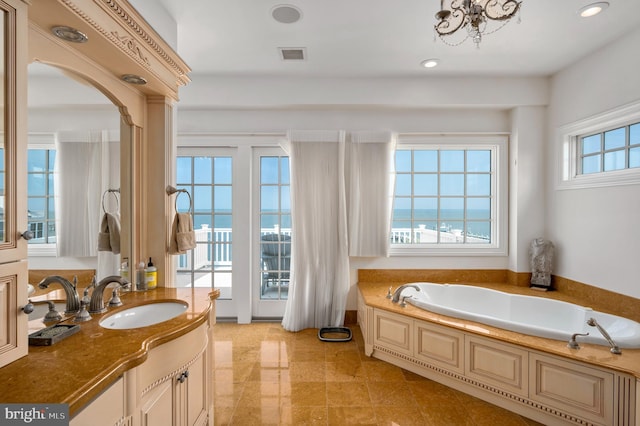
[21,300,35,314]
[177,371,189,383]
[20,230,34,240]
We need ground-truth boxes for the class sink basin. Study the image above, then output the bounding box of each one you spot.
[99,302,188,329]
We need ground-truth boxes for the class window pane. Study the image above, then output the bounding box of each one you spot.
[413,198,437,220]
[467,150,491,172]
[214,157,232,184]
[194,157,212,184]
[414,150,437,172]
[440,150,464,172]
[582,155,601,174]
[176,157,192,183]
[394,174,411,196]
[280,186,290,212]
[261,214,279,229]
[28,198,45,217]
[214,186,232,212]
[440,174,464,196]
[414,174,437,196]
[604,127,625,151]
[467,198,490,219]
[281,157,290,184]
[261,186,279,211]
[261,157,279,184]
[582,135,601,155]
[214,215,232,229]
[631,123,640,146]
[192,186,211,212]
[27,150,46,172]
[467,222,491,243]
[27,174,46,196]
[441,198,464,219]
[604,150,625,171]
[395,150,411,172]
[392,197,411,222]
[48,198,56,220]
[193,214,211,229]
[630,147,640,169]
[467,174,490,196]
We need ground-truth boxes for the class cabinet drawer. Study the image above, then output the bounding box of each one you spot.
[530,353,613,426]
[414,320,464,374]
[373,309,412,355]
[465,336,528,396]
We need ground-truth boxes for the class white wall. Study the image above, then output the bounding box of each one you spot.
[547,28,640,299]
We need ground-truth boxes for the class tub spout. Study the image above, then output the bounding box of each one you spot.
[587,318,621,354]
[391,284,421,303]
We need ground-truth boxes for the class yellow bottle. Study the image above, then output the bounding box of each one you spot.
[145,257,157,289]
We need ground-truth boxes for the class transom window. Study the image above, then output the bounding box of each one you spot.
[579,122,640,175]
[391,136,507,255]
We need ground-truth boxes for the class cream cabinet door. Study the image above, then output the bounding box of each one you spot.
[0,0,28,369]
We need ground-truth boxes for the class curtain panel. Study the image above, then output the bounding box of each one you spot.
[281,130,350,331]
[347,130,396,257]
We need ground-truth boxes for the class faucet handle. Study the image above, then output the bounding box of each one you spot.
[399,295,412,308]
[386,286,393,299]
[567,332,589,349]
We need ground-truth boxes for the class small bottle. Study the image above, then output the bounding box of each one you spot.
[145,257,157,289]
[136,261,147,291]
[120,258,129,280]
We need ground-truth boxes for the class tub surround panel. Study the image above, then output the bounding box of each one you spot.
[0,287,218,417]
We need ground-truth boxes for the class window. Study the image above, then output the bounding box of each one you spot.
[259,155,290,301]
[175,153,233,295]
[391,136,507,255]
[27,149,56,244]
[558,101,640,189]
[579,123,640,175]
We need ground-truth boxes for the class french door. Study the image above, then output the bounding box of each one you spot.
[175,145,290,321]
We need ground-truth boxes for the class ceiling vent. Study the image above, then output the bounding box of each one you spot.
[279,47,306,61]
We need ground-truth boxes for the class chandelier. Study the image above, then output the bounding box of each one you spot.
[434,0,522,47]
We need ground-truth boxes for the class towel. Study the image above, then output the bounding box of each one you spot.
[98,212,121,254]
[169,212,197,255]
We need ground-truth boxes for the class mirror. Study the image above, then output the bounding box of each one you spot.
[27,62,125,282]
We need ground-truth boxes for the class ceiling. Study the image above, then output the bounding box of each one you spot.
[156,0,640,78]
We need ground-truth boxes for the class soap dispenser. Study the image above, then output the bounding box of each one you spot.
[136,261,147,291]
[145,257,157,289]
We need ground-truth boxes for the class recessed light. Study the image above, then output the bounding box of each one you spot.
[271,5,302,24]
[579,2,609,18]
[121,74,147,85]
[51,26,88,43]
[421,59,439,69]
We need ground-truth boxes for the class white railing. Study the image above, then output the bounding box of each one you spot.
[178,225,489,269]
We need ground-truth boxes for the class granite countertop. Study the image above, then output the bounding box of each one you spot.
[359,281,640,379]
[0,287,219,416]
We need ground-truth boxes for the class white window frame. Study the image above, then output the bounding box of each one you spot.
[390,134,508,257]
[557,100,640,190]
[27,134,57,257]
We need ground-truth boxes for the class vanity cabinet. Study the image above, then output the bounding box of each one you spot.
[0,0,28,369]
[136,322,210,426]
[70,376,128,426]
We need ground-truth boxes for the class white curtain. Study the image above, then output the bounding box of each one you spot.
[281,130,350,331]
[347,131,396,256]
[55,131,120,277]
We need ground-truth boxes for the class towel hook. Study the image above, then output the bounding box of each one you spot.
[166,185,193,214]
[102,188,120,214]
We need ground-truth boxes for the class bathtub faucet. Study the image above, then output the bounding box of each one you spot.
[391,284,421,304]
[587,318,622,354]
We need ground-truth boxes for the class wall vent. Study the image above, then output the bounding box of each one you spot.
[279,47,306,61]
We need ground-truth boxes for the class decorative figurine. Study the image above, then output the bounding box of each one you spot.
[529,238,554,290]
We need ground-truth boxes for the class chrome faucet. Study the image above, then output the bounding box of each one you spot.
[391,284,421,303]
[587,317,622,354]
[89,276,130,314]
[38,276,80,314]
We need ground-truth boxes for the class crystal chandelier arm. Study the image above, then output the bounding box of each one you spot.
[484,0,521,21]
[434,0,468,36]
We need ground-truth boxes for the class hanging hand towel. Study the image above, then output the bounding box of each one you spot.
[98,212,121,254]
[169,212,197,255]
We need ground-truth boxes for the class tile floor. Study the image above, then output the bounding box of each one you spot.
[212,322,544,425]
